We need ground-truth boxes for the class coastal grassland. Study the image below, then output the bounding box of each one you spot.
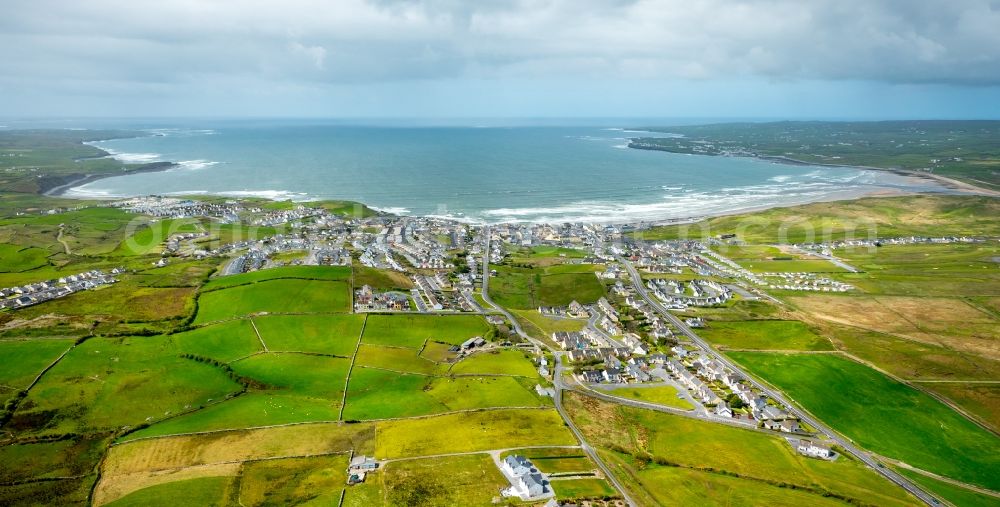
[169,320,262,362]
[374,408,577,459]
[110,217,202,256]
[564,392,920,507]
[360,313,490,348]
[193,279,350,323]
[896,468,1000,507]
[511,308,587,336]
[833,242,1000,296]
[0,243,51,271]
[552,478,618,500]
[354,344,449,375]
[381,454,508,507]
[121,392,341,440]
[11,336,242,435]
[353,264,414,289]
[921,383,1000,431]
[680,298,781,321]
[251,314,365,356]
[194,223,285,251]
[103,476,231,507]
[501,447,594,474]
[313,199,380,217]
[449,349,539,377]
[0,129,149,193]
[727,352,1000,490]
[740,258,845,273]
[0,338,72,388]
[489,263,605,309]
[592,384,695,410]
[698,319,833,351]
[342,367,545,420]
[230,353,350,400]
[710,244,785,260]
[201,265,350,291]
[787,294,1000,362]
[238,454,348,506]
[632,195,1000,243]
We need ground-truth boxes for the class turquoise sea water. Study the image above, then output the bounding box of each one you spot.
[64,122,948,223]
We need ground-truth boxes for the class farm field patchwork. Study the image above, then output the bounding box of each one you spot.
[200,265,351,291]
[448,349,539,377]
[354,344,449,375]
[728,351,1000,491]
[229,353,351,400]
[0,338,72,388]
[168,320,262,362]
[238,454,348,506]
[381,454,508,507]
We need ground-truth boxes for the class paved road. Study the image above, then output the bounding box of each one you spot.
[618,255,940,506]
[790,245,861,273]
[479,227,637,507]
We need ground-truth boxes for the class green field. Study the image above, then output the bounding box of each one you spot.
[0,243,51,272]
[835,242,1000,297]
[343,367,545,420]
[375,408,577,459]
[728,352,1000,490]
[353,265,414,290]
[552,478,618,500]
[0,338,72,388]
[112,218,202,256]
[896,468,1000,507]
[504,447,594,474]
[592,384,695,410]
[565,392,920,507]
[382,454,507,507]
[122,392,341,440]
[194,279,350,323]
[201,265,351,291]
[252,314,365,356]
[490,263,605,309]
[168,320,262,362]
[360,314,489,349]
[239,454,347,506]
[449,349,539,377]
[104,476,230,507]
[354,344,449,375]
[230,353,350,400]
[741,258,845,273]
[698,320,834,351]
[13,336,242,435]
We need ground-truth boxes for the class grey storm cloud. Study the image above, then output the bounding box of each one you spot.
[1,0,999,100]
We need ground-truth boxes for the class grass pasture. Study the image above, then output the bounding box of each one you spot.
[104,476,231,507]
[169,320,262,362]
[552,478,618,500]
[504,447,594,474]
[252,314,365,356]
[239,454,348,506]
[0,243,50,272]
[592,384,695,410]
[0,338,72,388]
[354,344,448,375]
[382,454,507,507]
[375,408,576,459]
[921,382,1000,432]
[699,319,833,351]
[194,279,350,323]
[343,367,545,420]
[230,353,350,400]
[449,349,539,377]
[489,263,605,309]
[122,392,341,440]
[834,242,1000,297]
[13,336,242,435]
[728,352,1000,490]
[361,313,490,349]
[112,218,201,256]
[201,265,350,291]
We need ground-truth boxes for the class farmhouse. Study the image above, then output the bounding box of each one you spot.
[796,439,834,459]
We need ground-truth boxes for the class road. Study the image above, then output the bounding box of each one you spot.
[617,255,940,506]
[790,245,861,273]
[479,227,638,507]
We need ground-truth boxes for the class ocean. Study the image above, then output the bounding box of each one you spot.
[60,121,950,223]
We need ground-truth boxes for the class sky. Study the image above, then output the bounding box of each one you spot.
[2,0,1000,119]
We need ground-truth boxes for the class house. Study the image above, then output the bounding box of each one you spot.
[460,336,486,350]
[349,455,379,472]
[779,419,801,433]
[670,345,689,358]
[501,455,535,477]
[512,473,549,499]
[580,370,604,383]
[500,455,552,501]
[715,400,733,418]
[761,405,788,421]
[602,368,622,383]
[797,439,833,459]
